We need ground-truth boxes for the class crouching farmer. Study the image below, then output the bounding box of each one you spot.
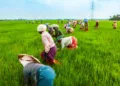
[64,24,74,33]
[46,24,55,37]
[66,27,74,33]
[37,24,59,64]
[18,54,56,86]
[57,36,78,49]
[51,25,64,42]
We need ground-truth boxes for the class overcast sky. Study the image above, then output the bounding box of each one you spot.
[0,0,120,19]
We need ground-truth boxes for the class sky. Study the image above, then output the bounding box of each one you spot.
[0,0,120,19]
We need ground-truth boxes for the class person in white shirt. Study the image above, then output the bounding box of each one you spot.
[57,36,78,49]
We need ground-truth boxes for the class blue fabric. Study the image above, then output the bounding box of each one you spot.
[37,66,56,86]
[84,19,88,23]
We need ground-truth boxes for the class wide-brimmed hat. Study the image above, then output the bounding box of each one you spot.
[37,24,47,32]
[50,24,59,28]
[18,54,40,64]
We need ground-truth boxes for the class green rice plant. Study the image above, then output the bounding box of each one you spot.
[0,20,120,86]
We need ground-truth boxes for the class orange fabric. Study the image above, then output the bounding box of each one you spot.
[53,59,61,64]
[67,36,77,49]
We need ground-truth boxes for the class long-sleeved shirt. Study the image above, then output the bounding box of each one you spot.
[23,63,44,86]
[61,36,72,49]
[41,31,55,53]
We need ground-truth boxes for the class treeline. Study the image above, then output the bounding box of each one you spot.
[110,14,120,20]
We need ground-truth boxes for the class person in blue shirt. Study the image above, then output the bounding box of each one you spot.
[84,19,89,32]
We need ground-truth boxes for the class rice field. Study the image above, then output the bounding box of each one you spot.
[0,20,120,86]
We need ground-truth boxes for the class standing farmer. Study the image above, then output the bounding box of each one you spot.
[37,24,59,64]
[112,21,117,29]
[84,19,89,32]
[18,54,56,86]
[94,20,99,29]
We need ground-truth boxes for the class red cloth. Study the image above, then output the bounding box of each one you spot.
[67,36,77,49]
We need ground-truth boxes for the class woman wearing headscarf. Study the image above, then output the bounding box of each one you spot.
[37,24,59,64]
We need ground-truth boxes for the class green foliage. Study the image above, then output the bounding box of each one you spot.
[0,20,120,86]
[110,14,120,20]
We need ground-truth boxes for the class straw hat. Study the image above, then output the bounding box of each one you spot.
[18,54,40,64]
[37,24,47,32]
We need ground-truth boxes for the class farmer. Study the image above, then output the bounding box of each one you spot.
[112,21,117,29]
[57,36,78,49]
[73,20,77,28]
[84,19,89,32]
[18,54,56,86]
[46,24,54,36]
[50,24,64,42]
[46,24,63,38]
[80,21,84,30]
[94,20,99,28]
[64,23,74,33]
[37,24,59,64]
